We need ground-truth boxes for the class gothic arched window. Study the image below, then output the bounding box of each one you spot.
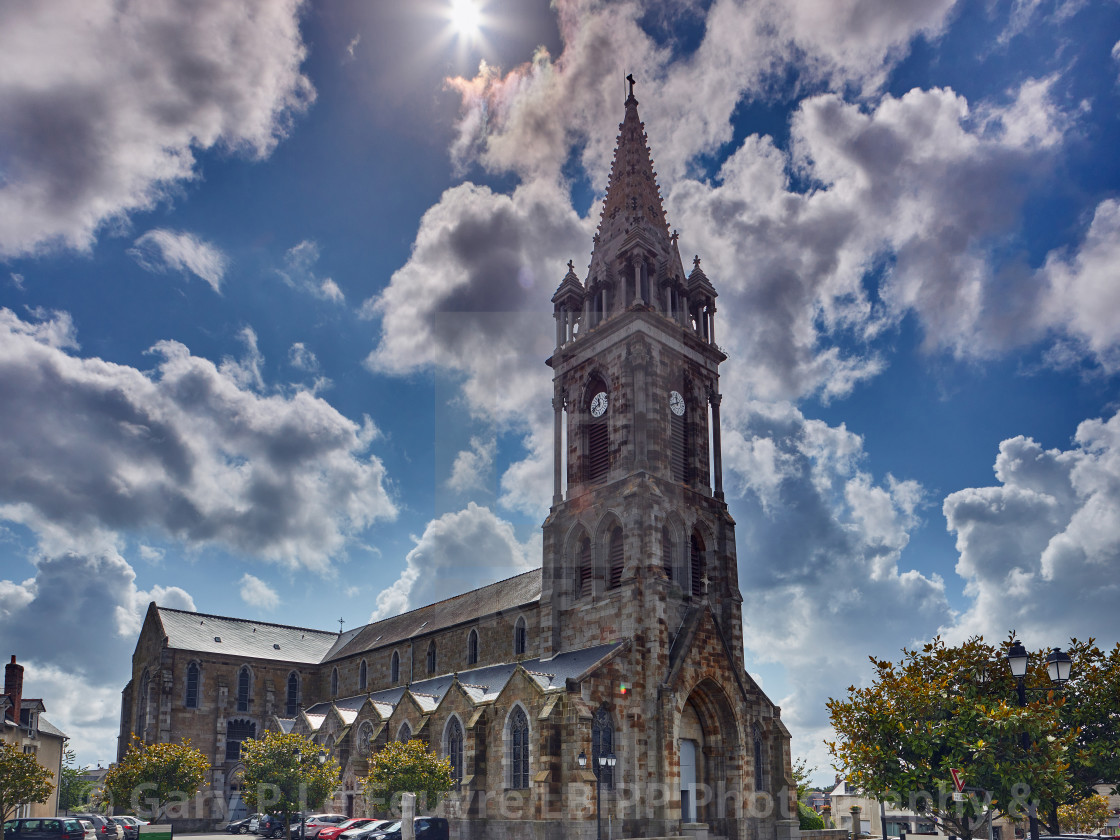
[514,616,527,655]
[608,526,624,589]
[236,666,251,712]
[690,531,705,597]
[391,651,400,684]
[286,672,300,716]
[662,526,674,582]
[467,629,479,666]
[331,667,339,697]
[592,707,615,790]
[445,717,464,790]
[136,669,150,736]
[358,721,375,756]
[185,662,200,709]
[359,659,368,692]
[577,534,592,598]
[753,724,768,792]
[508,706,530,789]
[226,719,256,762]
[398,722,412,743]
[426,641,437,675]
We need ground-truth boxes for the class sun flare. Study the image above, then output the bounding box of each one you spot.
[448,0,482,37]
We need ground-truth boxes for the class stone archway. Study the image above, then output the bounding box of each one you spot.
[678,679,742,832]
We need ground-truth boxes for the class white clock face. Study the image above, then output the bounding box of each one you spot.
[669,390,685,416]
[590,391,609,417]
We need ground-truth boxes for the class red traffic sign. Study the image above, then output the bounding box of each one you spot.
[950,768,965,792]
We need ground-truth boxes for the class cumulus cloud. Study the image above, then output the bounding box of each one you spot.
[289,342,320,372]
[943,410,1120,644]
[240,573,281,610]
[277,241,345,303]
[369,503,538,621]
[20,659,128,766]
[363,178,589,427]
[726,400,950,740]
[0,307,396,572]
[129,229,228,293]
[447,436,497,493]
[0,0,314,256]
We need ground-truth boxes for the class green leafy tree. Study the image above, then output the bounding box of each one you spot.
[58,748,94,813]
[240,731,340,835]
[1057,793,1111,835]
[827,635,1078,840]
[1037,639,1120,834]
[364,740,452,817]
[792,756,817,801]
[102,737,209,822]
[0,740,56,821]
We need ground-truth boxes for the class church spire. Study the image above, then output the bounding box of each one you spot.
[594,76,671,258]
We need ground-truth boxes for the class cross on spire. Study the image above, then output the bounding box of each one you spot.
[626,73,636,98]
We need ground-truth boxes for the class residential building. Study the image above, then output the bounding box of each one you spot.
[3,655,68,818]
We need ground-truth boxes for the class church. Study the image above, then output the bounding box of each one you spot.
[120,82,797,840]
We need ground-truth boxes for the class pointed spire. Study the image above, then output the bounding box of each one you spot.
[595,75,670,250]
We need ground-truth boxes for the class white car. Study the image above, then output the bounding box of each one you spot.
[79,820,97,840]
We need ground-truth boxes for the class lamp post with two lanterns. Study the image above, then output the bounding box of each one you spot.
[578,749,616,840]
[993,640,1072,840]
[293,747,327,840]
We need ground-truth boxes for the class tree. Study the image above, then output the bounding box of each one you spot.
[827,635,1079,840]
[102,737,209,822]
[792,756,817,801]
[1058,793,1111,834]
[58,747,94,813]
[364,740,452,817]
[239,731,340,835]
[799,801,825,830]
[0,740,55,821]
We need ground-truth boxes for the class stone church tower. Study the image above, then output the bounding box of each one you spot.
[119,81,796,840]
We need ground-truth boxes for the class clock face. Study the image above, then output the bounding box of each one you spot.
[590,391,609,417]
[669,390,685,416]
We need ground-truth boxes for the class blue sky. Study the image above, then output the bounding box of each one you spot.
[2,0,1119,780]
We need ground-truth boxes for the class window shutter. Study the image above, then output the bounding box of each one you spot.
[662,527,673,581]
[608,528,624,589]
[579,537,592,597]
[671,409,689,482]
[690,533,704,597]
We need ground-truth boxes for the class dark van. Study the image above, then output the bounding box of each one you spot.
[3,818,86,840]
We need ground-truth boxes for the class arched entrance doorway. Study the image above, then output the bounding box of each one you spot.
[678,679,742,833]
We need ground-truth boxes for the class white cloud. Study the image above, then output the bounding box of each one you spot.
[277,241,345,303]
[447,436,498,493]
[9,273,25,291]
[0,307,396,572]
[289,342,320,372]
[369,503,537,621]
[240,573,281,610]
[943,409,1120,644]
[0,0,313,257]
[129,229,228,293]
[21,659,127,767]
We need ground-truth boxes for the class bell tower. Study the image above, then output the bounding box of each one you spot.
[540,79,742,676]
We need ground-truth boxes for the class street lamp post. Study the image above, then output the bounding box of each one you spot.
[1004,640,1072,840]
[293,748,328,840]
[578,749,617,840]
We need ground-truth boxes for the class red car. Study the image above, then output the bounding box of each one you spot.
[317,820,379,840]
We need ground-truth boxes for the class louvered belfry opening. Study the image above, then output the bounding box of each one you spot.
[690,531,705,597]
[578,535,593,598]
[671,402,689,483]
[584,378,610,484]
[608,526,624,589]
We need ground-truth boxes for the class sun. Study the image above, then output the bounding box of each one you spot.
[448,0,483,38]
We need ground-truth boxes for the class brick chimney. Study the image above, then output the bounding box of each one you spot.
[5,654,23,724]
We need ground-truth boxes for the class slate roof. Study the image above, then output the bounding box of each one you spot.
[327,569,542,662]
[35,715,67,740]
[157,607,342,664]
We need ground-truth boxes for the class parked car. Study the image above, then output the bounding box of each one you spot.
[111,818,144,840]
[69,816,116,840]
[289,815,346,840]
[256,816,287,839]
[2,819,87,840]
[316,820,379,840]
[337,822,393,840]
[225,818,253,834]
[369,818,448,840]
[247,815,264,834]
[77,822,96,840]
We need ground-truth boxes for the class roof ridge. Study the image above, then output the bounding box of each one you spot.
[157,605,338,637]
